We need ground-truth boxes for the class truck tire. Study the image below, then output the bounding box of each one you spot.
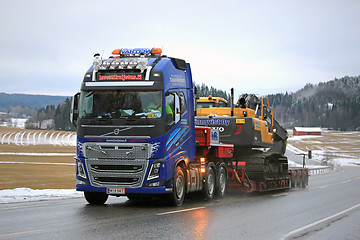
[216,165,227,198]
[84,192,108,205]
[203,167,215,201]
[169,166,186,206]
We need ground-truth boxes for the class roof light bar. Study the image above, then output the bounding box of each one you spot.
[111,48,162,56]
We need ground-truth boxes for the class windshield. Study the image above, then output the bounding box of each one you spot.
[78,90,163,119]
[197,102,216,108]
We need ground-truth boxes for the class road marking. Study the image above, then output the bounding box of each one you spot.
[281,203,360,240]
[156,192,289,216]
[157,206,205,216]
[0,229,45,238]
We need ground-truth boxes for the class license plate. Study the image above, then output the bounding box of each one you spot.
[106,187,125,195]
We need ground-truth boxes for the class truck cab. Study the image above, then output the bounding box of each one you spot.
[71,48,196,205]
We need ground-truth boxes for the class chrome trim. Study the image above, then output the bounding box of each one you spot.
[84,142,151,188]
[145,66,153,80]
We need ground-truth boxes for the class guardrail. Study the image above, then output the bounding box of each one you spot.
[308,166,334,175]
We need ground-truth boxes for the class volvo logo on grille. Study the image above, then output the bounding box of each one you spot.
[114,129,120,135]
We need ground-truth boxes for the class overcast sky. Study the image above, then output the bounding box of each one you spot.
[0,0,359,97]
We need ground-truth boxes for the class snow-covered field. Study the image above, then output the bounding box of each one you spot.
[287,129,360,167]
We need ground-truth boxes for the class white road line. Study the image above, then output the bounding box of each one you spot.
[0,229,45,238]
[157,206,205,216]
[281,203,360,240]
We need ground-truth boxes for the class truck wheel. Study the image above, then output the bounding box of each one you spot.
[203,167,215,201]
[216,166,227,198]
[84,192,108,205]
[169,166,185,206]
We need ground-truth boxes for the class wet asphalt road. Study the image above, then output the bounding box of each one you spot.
[1,157,360,239]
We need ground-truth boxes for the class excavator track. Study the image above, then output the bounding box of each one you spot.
[234,150,289,180]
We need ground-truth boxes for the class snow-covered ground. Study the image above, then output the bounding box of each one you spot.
[287,133,360,167]
[0,188,83,203]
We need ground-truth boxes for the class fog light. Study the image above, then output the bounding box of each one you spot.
[76,179,88,185]
[149,181,160,187]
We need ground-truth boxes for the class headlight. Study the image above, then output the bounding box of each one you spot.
[102,60,111,69]
[119,59,129,69]
[110,60,120,69]
[128,59,138,68]
[137,57,148,72]
[147,161,163,180]
[76,160,87,179]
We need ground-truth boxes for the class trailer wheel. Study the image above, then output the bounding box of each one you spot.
[84,192,108,205]
[301,171,307,188]
[169,166,185,206]
[203,167,215,201]
[290,172,296,188]
[216,165,227,198]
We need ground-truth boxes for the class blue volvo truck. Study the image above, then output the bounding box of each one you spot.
[70,48,234,206]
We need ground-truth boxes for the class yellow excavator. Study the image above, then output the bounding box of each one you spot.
[195,90,288,180]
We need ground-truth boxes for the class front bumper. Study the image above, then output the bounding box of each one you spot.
[76,183,172,194]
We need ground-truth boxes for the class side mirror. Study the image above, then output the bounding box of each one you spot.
[70,92,80,127]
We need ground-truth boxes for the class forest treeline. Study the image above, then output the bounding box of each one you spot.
[267,76,360,130]
[26,98,75,131]
[194,83,231,101]
[25,76,360,131]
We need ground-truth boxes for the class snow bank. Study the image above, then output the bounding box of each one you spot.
[0,188,83,203]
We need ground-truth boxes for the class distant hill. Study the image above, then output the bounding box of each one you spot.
[268,76,360,131]
[0,93,70,113]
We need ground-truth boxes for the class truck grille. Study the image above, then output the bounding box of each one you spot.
[83,143,150,188]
